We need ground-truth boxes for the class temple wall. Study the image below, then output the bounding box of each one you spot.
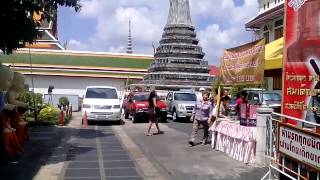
[24,75,126,97]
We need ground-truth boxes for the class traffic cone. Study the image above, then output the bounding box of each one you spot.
[82,111,88,128]
[60,108,64,126]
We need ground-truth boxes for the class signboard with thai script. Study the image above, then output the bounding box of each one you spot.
[278,123,320,170]
[220,38,265,85]
[282,0,320,125]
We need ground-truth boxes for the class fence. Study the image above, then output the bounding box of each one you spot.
[261,112,320,180]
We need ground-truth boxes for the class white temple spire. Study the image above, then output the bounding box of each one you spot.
[126,19,133,54]
[167,0,192,26]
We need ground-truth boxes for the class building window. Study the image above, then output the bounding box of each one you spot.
[263,25,270,44]
[264,4,266,10]
[273,76,282,90]
[275,0,277,4]
[274,19,284,40]
[267,2,270,8]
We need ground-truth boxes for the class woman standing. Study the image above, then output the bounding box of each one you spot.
[189,91,212,146]
[146,90,162,136]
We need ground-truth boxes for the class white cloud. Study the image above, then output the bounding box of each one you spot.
[64,0,258,65]
[109,46,126,53]
[67,39,90,51]
[190,0,258,64]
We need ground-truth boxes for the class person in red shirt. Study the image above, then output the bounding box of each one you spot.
[235,91,248,117]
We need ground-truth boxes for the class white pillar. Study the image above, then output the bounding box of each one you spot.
[255,107,273,166]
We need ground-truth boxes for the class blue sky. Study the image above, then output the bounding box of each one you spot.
[57,0,258,65]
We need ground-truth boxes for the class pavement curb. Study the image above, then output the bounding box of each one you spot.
[113,125,166,180]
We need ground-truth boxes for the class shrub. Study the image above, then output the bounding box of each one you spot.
[20,91,44,110]
[59,96,70,107]
[38,105,60,125]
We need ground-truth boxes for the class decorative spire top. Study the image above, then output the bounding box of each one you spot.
[126,19,133,54]
[167,0,192,26]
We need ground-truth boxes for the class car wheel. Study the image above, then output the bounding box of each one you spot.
[161,114,167,122]
[133,116,137,123]
[173,110,179,122]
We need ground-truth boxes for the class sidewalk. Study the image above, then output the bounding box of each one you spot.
[0,112,146,180]
[121,120,268,180]
[0,122,77,180]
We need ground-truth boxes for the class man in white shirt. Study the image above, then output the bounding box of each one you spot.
[196,87,205,102]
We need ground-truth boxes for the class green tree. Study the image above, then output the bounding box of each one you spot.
[0,0,81,54]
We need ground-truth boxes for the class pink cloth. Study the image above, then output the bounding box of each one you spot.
[209,119,256,164]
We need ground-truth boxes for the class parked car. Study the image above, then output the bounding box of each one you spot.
[246,89,281,113]
[166,91,197,121]
[131,92,167,123]
[81,86,121,123]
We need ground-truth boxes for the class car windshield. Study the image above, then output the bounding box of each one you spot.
[174,93,196,101]
[85,88,118,99]
[133,93,162,102]
[133,94,149,102]
[263,93,281,101]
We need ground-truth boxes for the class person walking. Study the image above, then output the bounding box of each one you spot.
[235,90,248,119]
[146,90,163,136]
[189,91,212,146]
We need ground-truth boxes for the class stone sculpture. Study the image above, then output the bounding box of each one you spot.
[7,72,29,143]
[0,65,23,159]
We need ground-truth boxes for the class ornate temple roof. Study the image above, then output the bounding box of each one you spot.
[0,49,152,79]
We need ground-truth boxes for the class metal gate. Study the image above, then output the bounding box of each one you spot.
[261,112,320,180]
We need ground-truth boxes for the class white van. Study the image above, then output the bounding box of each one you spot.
[82,86,121,123]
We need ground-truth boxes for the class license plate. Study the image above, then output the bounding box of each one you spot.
[96,115,106,119]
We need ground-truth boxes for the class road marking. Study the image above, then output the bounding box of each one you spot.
[113,126,165,180]
[95,125,107,180]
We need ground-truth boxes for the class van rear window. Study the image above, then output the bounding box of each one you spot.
[85,88,118,99]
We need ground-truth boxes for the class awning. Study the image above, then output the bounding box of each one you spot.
[245,4,284,29]
[264,37,283,70]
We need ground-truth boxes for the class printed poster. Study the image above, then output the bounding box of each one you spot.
[282,0,320,126]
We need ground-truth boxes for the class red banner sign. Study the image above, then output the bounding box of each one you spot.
[282,0,320,125]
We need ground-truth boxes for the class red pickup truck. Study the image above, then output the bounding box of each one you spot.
[130,92,167,123]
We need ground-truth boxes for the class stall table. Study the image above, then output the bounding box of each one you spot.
[209,119,257,164]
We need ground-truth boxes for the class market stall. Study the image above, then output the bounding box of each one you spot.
[213,37,266,165]
[210,118,256,164]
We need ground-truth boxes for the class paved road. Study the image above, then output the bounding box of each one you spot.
[165,119,193,135]
[164,118,210,143]
[124,118,268,180]
[0,112,144,180]
[62,125,143,180]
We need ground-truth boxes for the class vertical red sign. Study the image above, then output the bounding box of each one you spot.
[283,0,320,125]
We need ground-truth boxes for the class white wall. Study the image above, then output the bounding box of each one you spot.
[258,15,284,43]
[24,75,126,97]
[258,0,284,14]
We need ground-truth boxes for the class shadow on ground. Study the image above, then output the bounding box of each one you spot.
[0,121,121,180]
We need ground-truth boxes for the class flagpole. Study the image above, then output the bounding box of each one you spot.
[216,86,221,119]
